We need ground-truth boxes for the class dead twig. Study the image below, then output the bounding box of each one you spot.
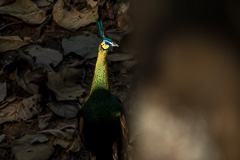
[34,15,52,42]
[0,21,23,31]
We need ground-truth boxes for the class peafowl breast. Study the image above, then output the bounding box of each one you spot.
[78,21,128,160]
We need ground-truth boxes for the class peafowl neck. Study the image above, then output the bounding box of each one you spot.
[90,46,109,94]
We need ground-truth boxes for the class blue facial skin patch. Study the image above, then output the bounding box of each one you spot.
[103,39,113,47]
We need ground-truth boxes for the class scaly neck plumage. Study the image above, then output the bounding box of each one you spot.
[90,46,109,94]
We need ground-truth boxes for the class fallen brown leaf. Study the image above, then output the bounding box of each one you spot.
[38,112,53,130]
[0,82,7,102]
[0,36,29,52]
[37,123,76,140]
[17,94,43,121]
[0,0,47,24]
[12,134,54,160]
[25,45,63,71]
[0,99,21,125]
[47,67,85,100]
[47,101,80,119]
[53,0,98,30]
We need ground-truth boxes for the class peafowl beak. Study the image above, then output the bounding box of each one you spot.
[112,42,119,47]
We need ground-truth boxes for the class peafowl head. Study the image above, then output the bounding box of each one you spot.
[97,20,119,51]
[100,38,119,51]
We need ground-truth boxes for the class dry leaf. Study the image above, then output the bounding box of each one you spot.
[0,97,16,109]
[31,135,49,144]
[47,67,85,100]
[54,138,72,148]
[47,101,80,119]
[0,0,47,24]
[100,0,115,20]
[17,94,42,121]
[0,99,21,125]
[54,137,81,152]
[0,82,7,102]
[38,129,72,139]
[38,123,76,140]
[12,134,54,160]
[25,45,63,70]
[33,0,52,8]
[53,0,98,30]
[67,137,81,152]
[38,112,53,130]
[62,31,101,59]
[25,67,47,84]
[9,69,39,94]
[56,123,76,131]
[0,36,29,52]
[0,134,5,143]
[87,0,97,8]
[5,50,40,94]
[23,37,33,43]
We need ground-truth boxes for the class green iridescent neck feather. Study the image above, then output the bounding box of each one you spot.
[90,45,109,94]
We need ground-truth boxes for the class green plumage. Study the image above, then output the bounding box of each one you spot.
[81,89,122,123]
[80,88,124,160]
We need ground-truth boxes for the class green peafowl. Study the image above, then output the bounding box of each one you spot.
[78,21,129,160]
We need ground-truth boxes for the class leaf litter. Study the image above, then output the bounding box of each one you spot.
[47,101,80,119]
[33,0,53,8]
[25,45,63,71]
[0,0,47,24]
[0,134,5,143]
[47,66,85,101]
[0,36,29,52]
[30,135,49,144]
[0,82,7,102]
[38,123,81,152]
[62,31,102,59]
[0,98,21,125]
[0,94,43,125]
[17,94,43,121]
[0,0,133,159]
[38,123,76,140]
[11,134,54,160]
[9,69,39,94]
[53,0,98,30]
[38,112,53,130]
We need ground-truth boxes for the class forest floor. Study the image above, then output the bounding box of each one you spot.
[0,0,134,159]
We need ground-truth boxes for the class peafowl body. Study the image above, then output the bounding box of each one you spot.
[79,21,128,160]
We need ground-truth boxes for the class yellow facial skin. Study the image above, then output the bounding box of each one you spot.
[101,42,109,50]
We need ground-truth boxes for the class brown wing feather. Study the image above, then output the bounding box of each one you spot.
[121,115,129,143]
[120,114,129,160]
